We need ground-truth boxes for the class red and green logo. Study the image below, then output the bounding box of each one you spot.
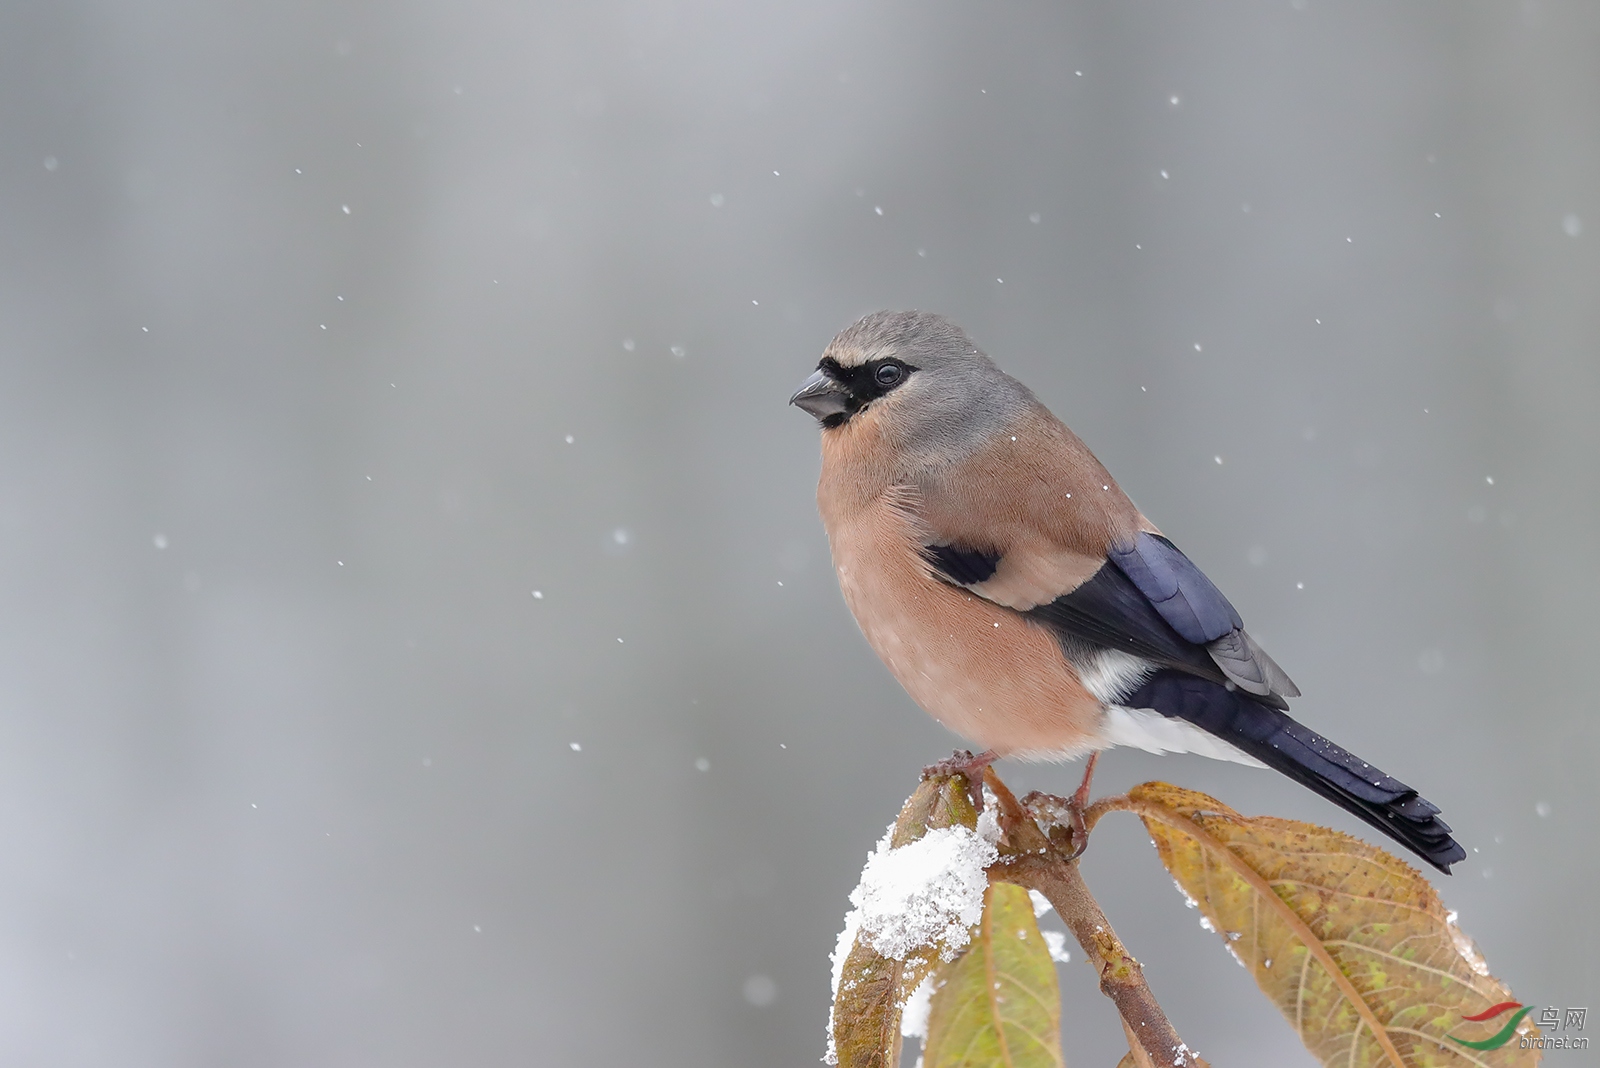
[1448,1002,1532,1051]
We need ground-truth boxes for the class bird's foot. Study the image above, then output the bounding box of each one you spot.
[1017,752,1099,861]
[922,749,998,811]
[1059,752,1100,860]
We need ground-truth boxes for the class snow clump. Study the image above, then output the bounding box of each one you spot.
[849,824,998,963]
[825,821,999,1063]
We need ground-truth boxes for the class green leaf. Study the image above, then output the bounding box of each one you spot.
[923,882,1065,1068]
[1126,782,1539,1068]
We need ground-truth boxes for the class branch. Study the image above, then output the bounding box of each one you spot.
[982,770,1203,1068]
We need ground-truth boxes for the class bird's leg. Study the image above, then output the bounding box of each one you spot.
[1061,751,1100,860]
[922,749,998,811]
[1070,751,1099,812]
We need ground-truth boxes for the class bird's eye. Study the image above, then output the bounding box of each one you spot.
[874,362,904,387]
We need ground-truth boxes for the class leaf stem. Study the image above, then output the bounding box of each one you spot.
[982,770,1197,1068]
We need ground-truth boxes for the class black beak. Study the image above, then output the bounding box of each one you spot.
[789,368,851,421]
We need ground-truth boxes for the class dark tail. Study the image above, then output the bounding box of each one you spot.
[1124,672,1466,873]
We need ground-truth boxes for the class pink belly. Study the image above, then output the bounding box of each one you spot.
[828,510,1102,758]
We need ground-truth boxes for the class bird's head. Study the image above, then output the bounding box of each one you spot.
[790,310,1033,460]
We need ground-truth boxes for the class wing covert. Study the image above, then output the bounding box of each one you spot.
[1109,532,1299,702]
[1107,532,1241,643]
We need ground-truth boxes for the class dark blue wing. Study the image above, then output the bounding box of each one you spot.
[925,532,1298,707]
[922,543,1229,688]
[1022,563,1225,684]
[1108,532,1242,644]
[924,541,1451,871]
[1110,532,1300,701]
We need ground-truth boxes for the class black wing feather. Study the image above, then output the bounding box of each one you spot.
[1023,563,1225,684]
[921,544,1001,586]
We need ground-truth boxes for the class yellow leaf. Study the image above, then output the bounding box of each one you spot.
[1125,782,1540,1068]
[830,774,982,1068]
[923,883,1065,1068]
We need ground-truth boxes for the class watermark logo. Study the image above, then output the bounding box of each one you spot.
[1447,1002,1531,1051]
[1447,1002,1588,1052]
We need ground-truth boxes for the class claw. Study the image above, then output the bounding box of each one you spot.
[1062,806,1090,862]
[1061,752,1099,861]
[1017,753,1099,861]
[922,749,998,811]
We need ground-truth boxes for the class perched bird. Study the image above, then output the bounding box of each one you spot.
[791,310,1465,873]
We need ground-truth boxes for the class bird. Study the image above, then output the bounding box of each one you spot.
[790,309,1465,873]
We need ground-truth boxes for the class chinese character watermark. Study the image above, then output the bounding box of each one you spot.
[1520,1006,1589,1052]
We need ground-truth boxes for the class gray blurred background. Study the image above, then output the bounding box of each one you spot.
[0,1,1595,1064]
